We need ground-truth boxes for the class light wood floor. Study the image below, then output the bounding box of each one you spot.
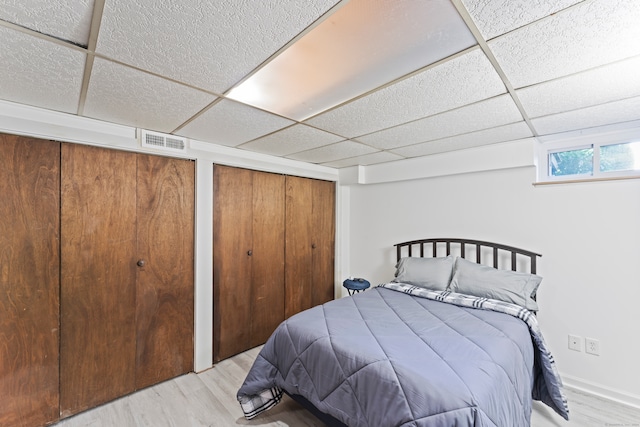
[54,346,640,427]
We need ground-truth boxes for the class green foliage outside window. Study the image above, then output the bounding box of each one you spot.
[549,141,640,177]
[549,147,593,176]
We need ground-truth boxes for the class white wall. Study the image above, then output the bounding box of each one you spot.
[343,152,640,408]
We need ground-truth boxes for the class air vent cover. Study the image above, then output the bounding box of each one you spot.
[139,129,187,152]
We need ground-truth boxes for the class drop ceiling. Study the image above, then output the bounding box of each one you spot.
[1,0,639,168]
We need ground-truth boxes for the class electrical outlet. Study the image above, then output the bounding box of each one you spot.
[568,334,582,352]
[585,338,600,356]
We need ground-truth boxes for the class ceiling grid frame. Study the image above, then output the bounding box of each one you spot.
[76,0,104,116]
[450,0,539,138]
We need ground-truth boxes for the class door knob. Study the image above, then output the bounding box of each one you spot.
[247,250,252,256]
[137,259,146,267]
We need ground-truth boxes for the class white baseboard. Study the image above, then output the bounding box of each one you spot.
[562,373,640,410]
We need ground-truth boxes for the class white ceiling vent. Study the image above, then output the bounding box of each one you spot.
[139,129,187,152]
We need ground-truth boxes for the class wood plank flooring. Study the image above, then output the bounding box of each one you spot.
[54,346,640,427]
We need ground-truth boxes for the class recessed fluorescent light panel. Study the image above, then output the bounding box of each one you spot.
[228,0,476,121]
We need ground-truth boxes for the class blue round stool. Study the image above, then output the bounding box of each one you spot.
[343,278,370,295]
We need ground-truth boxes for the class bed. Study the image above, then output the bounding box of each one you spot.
[237,238,569,426]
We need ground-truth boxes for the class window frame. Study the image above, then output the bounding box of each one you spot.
[536,127,640,183]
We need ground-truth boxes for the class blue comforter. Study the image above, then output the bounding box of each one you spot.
[238,284,569,426]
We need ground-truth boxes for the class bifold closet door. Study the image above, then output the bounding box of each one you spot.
[213,166,253,362]
[285,176,335,319]
[0,135,60,427]
[60,145,195,415]
[248,170,285,348]
[310,178,336,307]
[284,175,313,318]
[135,154,194,390]
[213,165,285,362]
[60,144,138,416]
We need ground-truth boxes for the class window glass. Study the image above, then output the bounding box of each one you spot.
[600,141,640,172]
[549,147,593,177]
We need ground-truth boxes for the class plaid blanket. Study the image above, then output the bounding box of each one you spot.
[239,387,282,420]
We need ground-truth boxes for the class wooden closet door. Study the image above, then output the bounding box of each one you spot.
[0,135,60,427]
[284,176,313,318]
[135,154,194,389]
[285,176,336,318]
[249,171,285,348]
[311,179,335,307]
[213,165,253,362]
[60,144,137,416]
[213,166,285,360]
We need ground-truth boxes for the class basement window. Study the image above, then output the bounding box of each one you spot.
[599,141,640,173]
[537,132,640,184]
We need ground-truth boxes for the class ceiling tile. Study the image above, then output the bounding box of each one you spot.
[531,95,640,135]
[357,94,522,149]
[177,99,293,147]
[286,140,378,163]
[489,0,640,88]
[240,124,344,157]
[83,58,216,133]
[517,55,640,118]
[305,48,506,138]
[0,26,84,114]
[390,122,533,158]
[461,0,582,40]
[95,0,340,94]
[0,0,94,46]
[322,151,404,168]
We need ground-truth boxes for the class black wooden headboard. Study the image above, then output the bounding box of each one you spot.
[394,238,541,274]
